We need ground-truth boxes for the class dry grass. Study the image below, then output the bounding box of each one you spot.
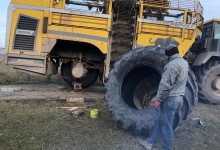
[172,103,220,150]
[0,101,142,150]
[0,100,219,150]
[0,56,63,85]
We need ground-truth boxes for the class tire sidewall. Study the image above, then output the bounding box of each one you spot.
[106,46,198,135]
[202,65,220,103]
[107,47,167,135]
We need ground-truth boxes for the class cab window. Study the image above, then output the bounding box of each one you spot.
[214,21,220,39]
[201,21,213,39]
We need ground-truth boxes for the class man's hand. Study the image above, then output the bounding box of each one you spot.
[154,100,161,111]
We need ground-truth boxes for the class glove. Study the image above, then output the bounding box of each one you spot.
[154,100,161,111]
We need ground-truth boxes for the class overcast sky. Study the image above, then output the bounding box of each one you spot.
[0,0,219,48]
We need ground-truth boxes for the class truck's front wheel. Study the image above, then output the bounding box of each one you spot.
[194,60,220,104]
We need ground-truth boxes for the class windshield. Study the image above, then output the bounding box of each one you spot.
[201,21,213,39]
[214,21,220,39]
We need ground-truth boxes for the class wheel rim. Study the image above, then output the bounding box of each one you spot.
[133,77,160,109]
[120,65,161,110]
[211,76,220,96]
[61,62,99,88]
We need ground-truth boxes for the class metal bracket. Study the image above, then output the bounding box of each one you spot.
[72,82,82,92]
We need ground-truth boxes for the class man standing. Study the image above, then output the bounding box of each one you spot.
[139,44,189,150]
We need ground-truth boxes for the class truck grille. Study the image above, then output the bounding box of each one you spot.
[14,35,35,50]
[13,16,38,51]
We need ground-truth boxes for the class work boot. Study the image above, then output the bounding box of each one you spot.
[139,139,154,150]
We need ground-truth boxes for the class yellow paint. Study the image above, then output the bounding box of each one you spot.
[48,25,109,54]
[49,12,109,54]
[138,2,143,33]
[137,14,202,56]
[107,0,113,31]
[8,0,110,56]
[11,0,66,9]
[136,1,203,57]
[11,0,51,7]
[51,13,108,30]
[8,0,203,59]
[137,28,201,56]
[8,8,43,56]
[137,34,198,56]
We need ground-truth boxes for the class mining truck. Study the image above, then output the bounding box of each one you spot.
[4,0,204,136]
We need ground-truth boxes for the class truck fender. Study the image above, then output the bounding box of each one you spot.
[192,52,220,66]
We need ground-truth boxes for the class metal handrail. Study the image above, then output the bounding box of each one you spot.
[142,0,203,14]
[66,0,105,7]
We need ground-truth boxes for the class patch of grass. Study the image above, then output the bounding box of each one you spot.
[172,103,220,150]
[0,57,64,85]
[0,101,219,150]
[0,101,142,150]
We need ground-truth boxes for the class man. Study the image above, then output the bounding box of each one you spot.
[139,44,189,150]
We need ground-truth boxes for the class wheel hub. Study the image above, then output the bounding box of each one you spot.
[71,63,87,78]
[212,78,220,90]
[133,76,160,110]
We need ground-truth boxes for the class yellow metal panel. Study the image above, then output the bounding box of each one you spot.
[137,21,200,56]
[141,24,182,35]
[11,0,51,7]
[184,29,194,39]
[8,9,44,55]
[47,25,109,54]
[44,11,50,18]
[137,31,198,56]
[51,13,108,30]
[107,0,113,31]
[138,2,144,33]
[141,23,182,37]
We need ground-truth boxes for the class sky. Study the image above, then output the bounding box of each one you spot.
[0,0,220,48]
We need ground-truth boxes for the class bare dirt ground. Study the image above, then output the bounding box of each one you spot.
[1,56,220,150]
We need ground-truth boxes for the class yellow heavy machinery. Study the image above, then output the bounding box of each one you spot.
[4,0,204,135]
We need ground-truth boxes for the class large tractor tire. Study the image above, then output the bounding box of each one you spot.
[194,60,220,104]
[61,62,99,88]
[105,46,198,136]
